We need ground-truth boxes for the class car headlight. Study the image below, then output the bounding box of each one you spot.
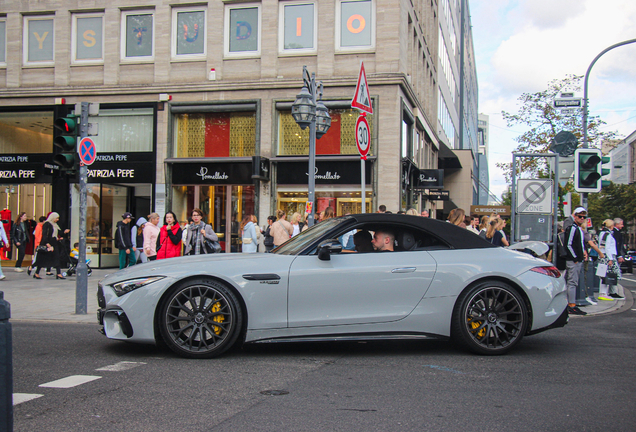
[111,276,165,297]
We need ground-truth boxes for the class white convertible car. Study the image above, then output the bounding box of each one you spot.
[97,214,568,358]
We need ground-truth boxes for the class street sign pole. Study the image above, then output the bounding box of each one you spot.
[76,102,89,315]
[355,113,370,213]
[361,159,365,213]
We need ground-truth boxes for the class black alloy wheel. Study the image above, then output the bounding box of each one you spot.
[452,281,528,355]
[159,279,243,359]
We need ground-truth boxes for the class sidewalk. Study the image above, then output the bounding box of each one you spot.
[0,267,633,323]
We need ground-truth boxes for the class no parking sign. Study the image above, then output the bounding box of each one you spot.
[78,137,97,166]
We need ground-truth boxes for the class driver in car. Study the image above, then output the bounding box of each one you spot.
[372,229,395,252]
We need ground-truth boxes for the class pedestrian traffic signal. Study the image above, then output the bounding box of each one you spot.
[574,148,603,193]
[53,115,80,174]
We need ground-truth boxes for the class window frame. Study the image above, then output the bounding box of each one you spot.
[171,5,207,61]
[120,9,155,63]
[278,1,317,56]
[22,15,55,67]
[71,12,105,66]
[0,17,6,67]
[335,0,375,53]
[224,2,261,59]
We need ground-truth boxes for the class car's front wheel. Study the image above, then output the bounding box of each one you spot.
[452,281,528,355]
[158,279,243,359]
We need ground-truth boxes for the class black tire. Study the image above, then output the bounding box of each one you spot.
[452,281,528,355]
[158,279,243,359]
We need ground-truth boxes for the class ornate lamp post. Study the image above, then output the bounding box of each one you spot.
[291,66,331,227]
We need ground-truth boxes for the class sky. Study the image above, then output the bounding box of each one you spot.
[470,0,636,201]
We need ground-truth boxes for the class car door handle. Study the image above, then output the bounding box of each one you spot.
[391,267,416,273]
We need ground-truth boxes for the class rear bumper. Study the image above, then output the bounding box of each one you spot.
[527,307,568,335]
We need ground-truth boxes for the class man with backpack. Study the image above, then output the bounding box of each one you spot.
[563,207,588,315]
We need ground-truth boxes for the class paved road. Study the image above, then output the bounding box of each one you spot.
[10,281,636,432]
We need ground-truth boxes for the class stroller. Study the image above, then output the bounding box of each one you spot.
[64,255,93,277]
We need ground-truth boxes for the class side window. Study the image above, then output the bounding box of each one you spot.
[172,6,206,60]
[279,1,316,55]
[224,2,261,58]
[121,10,155,62]
[72,13,104,64]
[23,16,55,66]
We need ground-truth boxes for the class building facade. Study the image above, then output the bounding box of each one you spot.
[1,0,478,264]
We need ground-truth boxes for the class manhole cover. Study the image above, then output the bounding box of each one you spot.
[260,390,289,396]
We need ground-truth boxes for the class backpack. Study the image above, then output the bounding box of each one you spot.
[557,231,568,258]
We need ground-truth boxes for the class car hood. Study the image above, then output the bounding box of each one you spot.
[99,253,290,286]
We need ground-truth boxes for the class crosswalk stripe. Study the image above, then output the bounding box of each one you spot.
[39,375,102,389]
[95,361,146,372]
[13,393,43,406]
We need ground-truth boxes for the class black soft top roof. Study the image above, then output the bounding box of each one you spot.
[344,213,497,250]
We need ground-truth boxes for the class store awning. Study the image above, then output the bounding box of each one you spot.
[438,140,462,170]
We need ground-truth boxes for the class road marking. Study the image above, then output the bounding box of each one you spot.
[39,375,102,389]
[13,393,43,406]
[95,361,146,372]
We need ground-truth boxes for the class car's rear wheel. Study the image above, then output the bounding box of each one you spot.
[452,281,528,355]
[158,279,243,359]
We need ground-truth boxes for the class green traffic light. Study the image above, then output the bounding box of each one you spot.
[53,152,78,169]
[54,135,77,151]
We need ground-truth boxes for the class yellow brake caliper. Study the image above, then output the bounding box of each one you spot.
[211,301,224,335]
[467,317,486,339]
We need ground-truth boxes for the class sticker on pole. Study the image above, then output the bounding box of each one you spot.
[355,114,370,159]
[79,137,97,166]
[351,62,373,114]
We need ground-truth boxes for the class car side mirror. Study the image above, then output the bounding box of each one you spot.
[317,239,343,261]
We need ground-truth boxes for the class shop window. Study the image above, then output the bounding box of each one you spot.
[23,16,54,66]
[224,3,261,58]
[277,108,373,156]
[279,1,316,54]
[174,112,256,158]
[0,111,53,153]
[0,18,6,66]
[336,0,374,52]
[172,6,206,60]
[121,10,154,61]
[91,108,153,152]
[72,13,104,64]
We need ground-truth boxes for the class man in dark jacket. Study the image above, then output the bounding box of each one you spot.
[564,207,588,315]
[115,212,136,269]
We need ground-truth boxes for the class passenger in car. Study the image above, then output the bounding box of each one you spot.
[372,229,395,252]
[353,230,374,252]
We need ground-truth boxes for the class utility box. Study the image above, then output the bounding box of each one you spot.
[516,214,553,242]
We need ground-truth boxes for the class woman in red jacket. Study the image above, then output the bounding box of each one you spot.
[156,211,183,260]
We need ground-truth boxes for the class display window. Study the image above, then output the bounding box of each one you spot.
[174,112,256,158]
[277,108,374,156]
[0,111,53,153]
[277,190,371,218]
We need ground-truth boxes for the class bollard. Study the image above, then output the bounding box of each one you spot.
[0,291,13,431]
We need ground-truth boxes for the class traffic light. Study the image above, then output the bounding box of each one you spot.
[53,115,80,174]
[601,155,611,188]
[574,148,603,193]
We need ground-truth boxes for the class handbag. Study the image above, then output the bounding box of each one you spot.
[203,238,222,253]
[603,270,618,286]
[36,245,48,253]
[242,237,253,244]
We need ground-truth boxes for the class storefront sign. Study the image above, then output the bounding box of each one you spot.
[0,154,53,184]
[414,169,444,189]
[470,205,511,216]
[251,156,270,181]
[172,161,252,185]
[277,160,372,185]
[82,152,155,184]
[424,190,450,201]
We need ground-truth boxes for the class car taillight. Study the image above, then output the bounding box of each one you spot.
[530,266,561,278]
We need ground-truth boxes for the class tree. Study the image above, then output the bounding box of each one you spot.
[587,182,636,230]
[497,75,616,182]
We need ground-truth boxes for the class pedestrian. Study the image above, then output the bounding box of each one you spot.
[156,211,182,260]
[184,208,219,255]
[251,215,262,252]
[448,208,466,228]
[0,221,8,280]
[583,226,604,305]
[406,208,418,216]
[240,215,258,253]
[466,214,480,234]
[322,206,335,221]
[115,212,136,269]
[143,213,161,261]
[271,209,293,248]
[263,215,276,252]
[32,212,67,280]
[485,218,508,246]
[421,209,429,218]
[563,207,589,315]
[597,219,623,301]
[611,218,626,298]
[290,212,303,237]
[132,216,148,264]
[377,205,386,213]
[11,211,30,272]
[27,216,46,275]
[478,215,489,237]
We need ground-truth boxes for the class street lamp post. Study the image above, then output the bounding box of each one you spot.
[291,66,331,227]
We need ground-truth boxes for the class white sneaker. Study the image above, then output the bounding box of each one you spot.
[585,296,598,305]
[0,275,5,280]
[14,268,24,272]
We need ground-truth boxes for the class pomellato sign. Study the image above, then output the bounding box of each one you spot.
[413,169,444,189]
[171,161,252,185]
[277,160,372,185]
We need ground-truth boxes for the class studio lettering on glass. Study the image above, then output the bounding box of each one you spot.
[26,17,54,63]
[340,0,373,48]
[124,13,153,58]
[227,5,260,54]
[175,9,205,56]
[283,3,315,51]
[75,15,103,62]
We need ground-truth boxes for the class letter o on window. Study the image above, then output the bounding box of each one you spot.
[346,14,365,34]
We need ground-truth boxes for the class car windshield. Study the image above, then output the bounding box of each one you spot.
[273,218,348,255]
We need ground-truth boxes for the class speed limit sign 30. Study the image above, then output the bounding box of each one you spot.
[355,114,370,159]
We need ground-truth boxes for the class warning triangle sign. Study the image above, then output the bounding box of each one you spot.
[351,62,373,114]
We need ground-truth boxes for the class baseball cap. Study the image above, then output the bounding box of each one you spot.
[122,212,133,219]
[573,207,587,215]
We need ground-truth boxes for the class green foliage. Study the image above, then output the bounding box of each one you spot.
[497,75,616,182]
[587,182,636,230]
